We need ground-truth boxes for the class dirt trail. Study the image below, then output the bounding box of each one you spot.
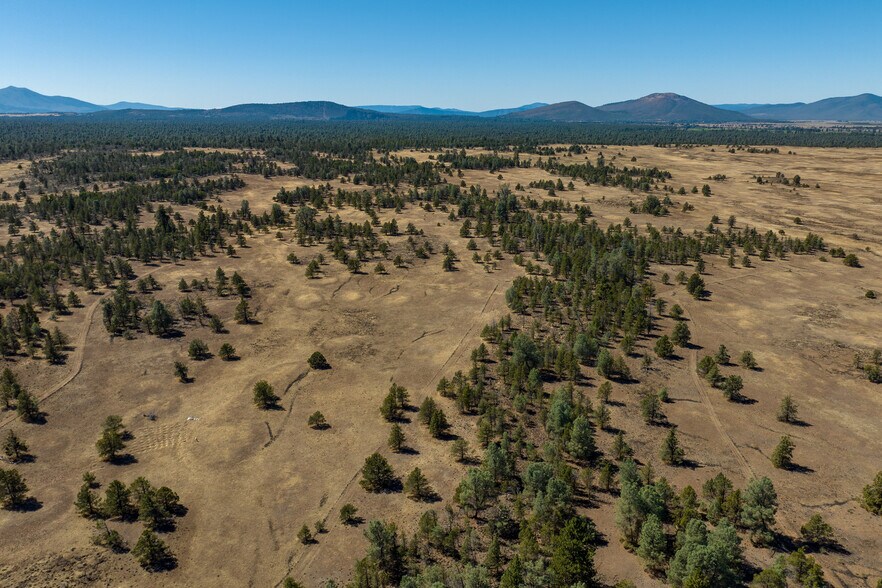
[0,264,169,430]
[669,293,846,588]
[279,281,501,584]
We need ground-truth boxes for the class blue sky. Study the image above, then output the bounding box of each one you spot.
[3,0,881,110]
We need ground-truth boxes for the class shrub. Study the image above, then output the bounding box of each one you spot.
[308,352,330,370]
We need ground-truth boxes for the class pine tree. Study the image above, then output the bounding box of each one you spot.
[567,415,596,461]
[660,426,685,465]
[234,297,250,323]
[75,481,103,518]
[672,321,691,347]
[0,467,29,509]
[132,529,174,570]
[103,480,134,520]
[360,453,396,492]
[2,430,28,462]
[637,513,667,573]
[404,467,431,501]
[339,503,358,525]
[741,477,778,545]
[387,423,405,452]
[252,380,278,409]
[862,471,882,515]
[451,437,470,462]
[776,395,798,423]
[771,435,794,469]
[549,516,598,587]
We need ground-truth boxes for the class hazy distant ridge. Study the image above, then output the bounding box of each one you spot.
[4,85,882,122]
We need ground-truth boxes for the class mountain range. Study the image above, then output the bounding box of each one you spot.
[3,85,882,122]
[0,86,176,114]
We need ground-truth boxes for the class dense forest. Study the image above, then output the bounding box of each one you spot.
[2,117,882,162]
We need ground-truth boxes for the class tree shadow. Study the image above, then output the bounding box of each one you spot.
[786,463,815,474]
[398,446,420,456]
[109,453,138,465]
[7,496,43,512]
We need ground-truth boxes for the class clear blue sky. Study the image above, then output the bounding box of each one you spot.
[4,0,881,110]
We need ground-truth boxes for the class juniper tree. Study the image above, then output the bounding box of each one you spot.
[714,344,730,365]
[771,435,795,469]
[188,339,209,360]
[308,351,330,369]
[721,374,743,400]
[298,524,313,544]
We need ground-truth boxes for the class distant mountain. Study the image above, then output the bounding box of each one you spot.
[0,86,177,114]
[713,103,795,113]
[0,86,103,114]
[504,101,614,122]
[213,101,387,120]
[104,101,177,111]
[598,93,751,123]
[359,103,547,117]
[739,94,882,121]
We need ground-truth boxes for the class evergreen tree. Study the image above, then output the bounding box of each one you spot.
[741,477,778,545]
[252,380,278,409]
[0,467,29,509]
[132,529,175,570]
[2,430,28,462]
[360,453,396,492]
[776,395,798,423]
[388,423,405,452]
[75,481,103,518]
[860,471,882,515]
[549,516,598,587]
[771,435,795,469]
[404,467,432,501]
[103,479,134,520]
[567,415,596,461]
[654,335,674,359]
[660,426,685,465]
[637,513,667,573]
[672,321,691,347]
